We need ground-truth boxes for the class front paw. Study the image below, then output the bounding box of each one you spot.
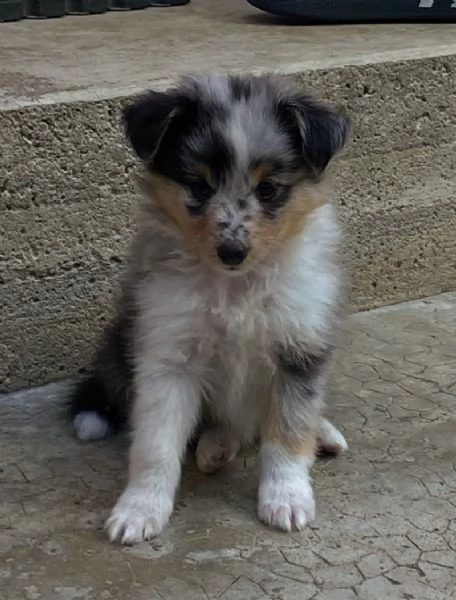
[105,486,173,545]
[258,477,315,532]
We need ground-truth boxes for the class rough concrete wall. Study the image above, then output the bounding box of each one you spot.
[1,57,455,392]
[299,59,456,311]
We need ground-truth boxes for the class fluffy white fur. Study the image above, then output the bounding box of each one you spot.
[258,442,315,531]
[105,203,343,543]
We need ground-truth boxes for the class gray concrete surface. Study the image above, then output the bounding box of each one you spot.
[1,1,456,392]
[1,0,456,108]
[1,292,456,600]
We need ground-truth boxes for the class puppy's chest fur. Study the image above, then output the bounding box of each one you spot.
[190,275,285,432]
[205,279,273,349]
[161,270,281,371]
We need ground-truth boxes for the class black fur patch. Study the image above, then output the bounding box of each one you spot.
[69,375,123,433]
[152,103,234,188]
[279,96,349,176]
[123,90,184,161]
[68,317,133,432]
[124,89,235,189]
[279,347,330,374]
[229,75,253,102]
[277,345,331,398]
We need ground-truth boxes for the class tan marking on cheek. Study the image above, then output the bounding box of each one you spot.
[142,173,214,257]
[250,183,326,261]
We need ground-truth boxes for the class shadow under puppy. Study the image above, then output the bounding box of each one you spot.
[69,73,349,544]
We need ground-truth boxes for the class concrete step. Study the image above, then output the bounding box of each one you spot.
[1,0,456,391]
[1,293,456,599]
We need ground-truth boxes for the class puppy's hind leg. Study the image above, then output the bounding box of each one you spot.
[317,417,348,456]
[196,427,241,474]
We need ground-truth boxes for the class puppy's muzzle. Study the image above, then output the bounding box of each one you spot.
[216,242,249,267]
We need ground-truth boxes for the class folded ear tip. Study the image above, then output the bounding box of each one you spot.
[122,90,153,120]
[121,99,136,127]
[333,109,351,152]
[121,90,182,161]
[121,102,138,140]
[277,88,350,173]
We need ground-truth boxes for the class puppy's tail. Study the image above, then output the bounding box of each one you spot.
[69,317,132,442]
[69,376,113,441]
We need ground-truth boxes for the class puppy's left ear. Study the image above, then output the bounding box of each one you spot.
[281,95,349,174]
[122,90,184,161]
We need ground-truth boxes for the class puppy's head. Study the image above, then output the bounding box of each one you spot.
[123,74,348,273]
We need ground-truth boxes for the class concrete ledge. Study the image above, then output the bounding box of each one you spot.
[2,2,456,109]
[1,5,456,391]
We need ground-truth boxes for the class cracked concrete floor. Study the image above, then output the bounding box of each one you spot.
[1,293,456,600]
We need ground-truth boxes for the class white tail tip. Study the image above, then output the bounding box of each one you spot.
[73,411,110,442]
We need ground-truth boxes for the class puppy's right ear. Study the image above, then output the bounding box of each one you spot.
[122,91,183,161]
[279,93,349,176]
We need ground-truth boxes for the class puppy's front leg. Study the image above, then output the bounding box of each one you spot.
[258,347,329,532]
[106,369,201,544]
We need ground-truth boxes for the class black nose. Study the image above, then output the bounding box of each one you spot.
[217,243,248,266]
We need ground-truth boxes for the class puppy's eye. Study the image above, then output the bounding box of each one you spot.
[188,179,213,203]
[256,180,278,203]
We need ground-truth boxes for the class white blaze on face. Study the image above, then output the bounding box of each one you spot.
[228,104,251,172]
